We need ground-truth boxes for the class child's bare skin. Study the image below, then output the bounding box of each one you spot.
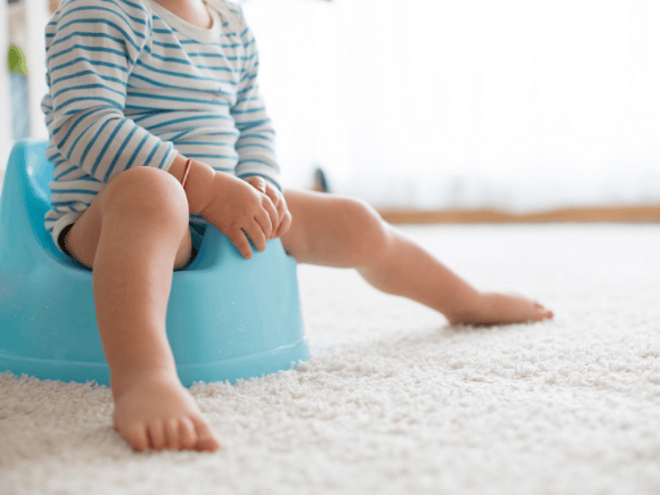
[65,159,228,453]
[112,368,219,452]
[446,293,553,326]
[277,186,553,329]
[61,0,552,454]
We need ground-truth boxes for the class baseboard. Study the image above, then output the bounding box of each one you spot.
[377,205,660,224]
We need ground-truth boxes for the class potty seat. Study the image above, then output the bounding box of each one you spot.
[0,139,308,387]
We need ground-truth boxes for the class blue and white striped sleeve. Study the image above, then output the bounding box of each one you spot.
[44,0,176,184]
[231,6,281,192]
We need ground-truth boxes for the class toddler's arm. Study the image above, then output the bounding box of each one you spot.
[168,154,214,215]
[160,153,279,258]
[44,0,175,184]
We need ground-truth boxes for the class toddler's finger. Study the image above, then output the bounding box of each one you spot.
[248,176,266,193]
[261,196,279,235]
[275,210,292,239]
[265,187,280,208]
[271,202,287,239]
[244,220,268,253]
[231,230,253,259]
[255,205,274,239]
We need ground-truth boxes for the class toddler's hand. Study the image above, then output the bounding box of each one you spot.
[245,176,292,240]
[200,172,278,259]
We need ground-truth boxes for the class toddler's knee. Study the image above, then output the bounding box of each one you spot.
[100,166,189,227]
[344,198,391,262]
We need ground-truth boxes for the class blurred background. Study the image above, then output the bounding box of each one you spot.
[3,0,660,219]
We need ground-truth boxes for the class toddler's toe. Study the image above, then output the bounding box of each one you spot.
[148,420,166,451]
[193,418,221,452]
[126,423,149,452]
[532,302,553,319]
[178,417,197,450]
[164,418,180,450]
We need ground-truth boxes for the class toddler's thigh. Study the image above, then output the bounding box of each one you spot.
[64,185,193,270]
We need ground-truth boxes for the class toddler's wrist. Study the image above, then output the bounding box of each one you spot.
[168,154,216,215]
[185,161,216,215]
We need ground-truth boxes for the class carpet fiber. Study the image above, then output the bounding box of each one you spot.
[1,224,659,494]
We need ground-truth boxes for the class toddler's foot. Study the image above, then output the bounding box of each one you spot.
[111,369,221,452]
[447,291,554,327]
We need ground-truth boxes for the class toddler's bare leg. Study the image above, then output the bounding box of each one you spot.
[356,226,554,325]
[281,190,553,326]
[65,167,220,452]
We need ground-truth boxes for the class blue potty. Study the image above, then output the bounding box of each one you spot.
[0,139,308,387]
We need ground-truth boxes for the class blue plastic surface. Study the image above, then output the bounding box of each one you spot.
[0,139,308,387]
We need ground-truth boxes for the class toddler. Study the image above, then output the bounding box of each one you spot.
[42,0,553,453]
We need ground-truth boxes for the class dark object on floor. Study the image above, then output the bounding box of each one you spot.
[312,167,331,193]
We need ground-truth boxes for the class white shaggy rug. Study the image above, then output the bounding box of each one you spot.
[1,223,660,495]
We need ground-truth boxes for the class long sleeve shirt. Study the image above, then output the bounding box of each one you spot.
[42,0,280,249]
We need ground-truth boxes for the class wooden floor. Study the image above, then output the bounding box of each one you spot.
[377,205,660,224]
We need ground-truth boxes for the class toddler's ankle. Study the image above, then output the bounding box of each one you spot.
[110,365,180,402]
